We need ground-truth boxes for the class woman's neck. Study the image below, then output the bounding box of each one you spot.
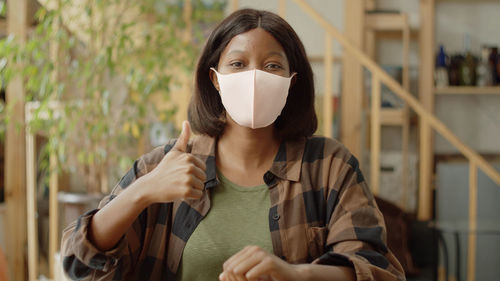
[216,120,280,186]
[217,122,280,168]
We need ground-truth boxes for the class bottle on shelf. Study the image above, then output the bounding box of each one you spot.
[489,47,500,85]
[435,45,449,88]
[449,55,463,86]
[459,34,476,86]
[476,45,493,87]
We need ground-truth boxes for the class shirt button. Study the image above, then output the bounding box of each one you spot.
[273,213,280,221]
[264,172,275,185]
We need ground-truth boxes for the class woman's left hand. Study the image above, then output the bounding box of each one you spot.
[219,246,306,281]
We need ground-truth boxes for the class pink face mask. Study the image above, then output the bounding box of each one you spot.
[211,68,296,129]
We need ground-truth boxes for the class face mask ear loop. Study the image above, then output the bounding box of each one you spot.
[252,69,257,128]
[210,67,221,92]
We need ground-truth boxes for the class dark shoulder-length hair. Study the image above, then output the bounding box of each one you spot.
[188,8,317,140]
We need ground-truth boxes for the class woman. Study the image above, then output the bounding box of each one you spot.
[61,9,405,281]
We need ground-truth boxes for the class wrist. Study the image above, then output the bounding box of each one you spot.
[128,175,153,208]
[293,264,312,281]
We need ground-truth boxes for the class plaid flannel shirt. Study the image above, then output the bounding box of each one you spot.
[61,134,405,281]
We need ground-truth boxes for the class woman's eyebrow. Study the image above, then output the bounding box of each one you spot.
[226,50,246,56]
[266,51,286,59]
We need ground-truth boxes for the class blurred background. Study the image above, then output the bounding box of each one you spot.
[0,0,499,280]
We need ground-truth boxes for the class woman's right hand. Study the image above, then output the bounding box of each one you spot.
[138,120,207,205]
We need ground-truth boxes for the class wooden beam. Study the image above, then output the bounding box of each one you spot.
[5,0,29,280]
[278,0,286,18]
[370,76,381,196]
[401,14,410,211]
[418,0,435,220]
[0,18,7,37]
[230,0,239,13]
[435,86,500,95]
[183,0,192,43]
[365,13,407,31]
[26,125,37,281]
[174,0,193,130]
[401,110,410,211]
[48,150,58,278]
[47,3,61,276]
[341,0,364,159]
[376,29,419,40]
[365,0,376,10]
[323,33,333,138]
[402,14,410,91]
[307,55,343,64]
[379,108,407,126]
[467,161,477,281]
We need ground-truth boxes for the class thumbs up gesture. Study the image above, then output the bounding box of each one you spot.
[140,121,207,204]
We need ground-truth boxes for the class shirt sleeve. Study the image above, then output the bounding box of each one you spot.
[312,153,406,281]
[60,157,148,281]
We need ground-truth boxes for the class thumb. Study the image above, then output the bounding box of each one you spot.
[173,121,191,152]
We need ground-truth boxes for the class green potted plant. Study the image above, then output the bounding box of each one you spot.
[0,0,225,195]
[0,0,226,277]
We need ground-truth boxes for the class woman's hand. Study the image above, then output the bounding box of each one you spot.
[219,246,307,281]
[138,121,207,205]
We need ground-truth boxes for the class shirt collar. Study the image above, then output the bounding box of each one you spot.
[190,134,306,189]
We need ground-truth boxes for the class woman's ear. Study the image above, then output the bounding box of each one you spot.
[209,68,220,92]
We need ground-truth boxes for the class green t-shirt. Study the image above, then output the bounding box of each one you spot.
[176,170,273,281]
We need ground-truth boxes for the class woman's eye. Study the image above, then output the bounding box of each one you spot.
[229,62,244,68]
[266,63,282,70]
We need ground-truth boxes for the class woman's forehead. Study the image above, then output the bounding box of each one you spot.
[220,28,286,58]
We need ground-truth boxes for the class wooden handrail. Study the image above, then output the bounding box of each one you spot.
[292,0,500,187]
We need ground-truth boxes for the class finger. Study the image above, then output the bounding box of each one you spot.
[224,246,259,271]
[184,188,203,200]
[224,247,261,280]
[244,259,275,281]
[186,154,207,171]
[221,271,239,281]
[227,271,246,281]
[233,253,264,277]
[224,247,250,272]
[187,174,205,191]
[172,120,191,152]
[189,165,207,184]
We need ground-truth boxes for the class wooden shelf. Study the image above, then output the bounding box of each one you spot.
[437,0,499,2]
[380,108,408,126]
[307,55,343,64]
[434,86,500,95]
[365,13,408,31]
[377,29,419,40]
[369,108,409,126]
